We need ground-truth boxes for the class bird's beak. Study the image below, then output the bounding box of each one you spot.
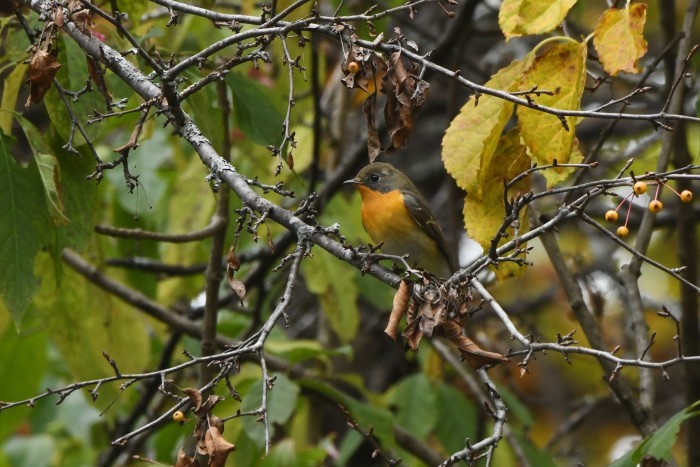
[344,178,361,185]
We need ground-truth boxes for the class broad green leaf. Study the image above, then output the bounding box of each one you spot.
[0,64,26,134]
[301,248,359,343]
[37,258,151,411]
[345,398,397,450]
[227,72,285,147]
[265,339,352,365]
[388,373,437,438]
[516,40,587,187]
[434,383,477,454]
[157,147,216,303]
[3,434,55,467]
[497,383,534,428]
[14,115,68,224]
[593,4,648,76]
[0,310,49,442]
[241,373,300,447]
[183,70,224,152]
[443,53,534,194]
[610,400,700,467]
[463,128,531,279]
[499,0,577,40]
[44,37,107,145]
[258,439,326,467]
[53,144,100,253]
[0,132,52,326]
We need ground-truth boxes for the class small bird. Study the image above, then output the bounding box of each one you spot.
[345,163,456,278]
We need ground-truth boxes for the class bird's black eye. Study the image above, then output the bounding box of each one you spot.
[369,173,380,183]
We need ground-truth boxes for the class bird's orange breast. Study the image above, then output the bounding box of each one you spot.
[356,186,449,276]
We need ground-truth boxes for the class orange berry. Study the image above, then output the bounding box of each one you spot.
[347,61,360,73]
[616,226,629,238]
[633,181,647,195]
[173,410,185,423]
[605,210,619,223]
[680,190,693,203]
[648,200,663,213]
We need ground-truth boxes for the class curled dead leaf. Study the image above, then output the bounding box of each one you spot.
[385,280,411,340]
[199,426,235,467]
[26,49,61,107]
[439,320,509,369]
[182,387,203,412]
[226,246,246,303]
[175,448,198,467]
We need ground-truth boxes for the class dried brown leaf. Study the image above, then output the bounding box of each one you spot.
[26,50,61,107]
[380,51,429,150]
[175,448,198,467]
[195,394,224,416]
[440,320,509,369]
[362,94,382,162]
[182,387,203,412]
[86,56,112,105]
[385,280,410,340]
[227,245,240,272]
[402,318,423,351]
[203,426,235,467]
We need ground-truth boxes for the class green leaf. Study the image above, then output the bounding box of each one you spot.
[227,72,285,147]
[497,384,534,428]
[301,248,359,343]
[35,257,151,411]
[14,115,68,224]
[345,399,397,450]
[0,64,26,135]
[0,132,52,326]
[43,37,107,144]
[388,374,437,439]
[241,373,300,447]
[434,383,477,453]
[0,310,49,442]
[3,434,55,467]
[610,400,700,466]
[265,339,352,365]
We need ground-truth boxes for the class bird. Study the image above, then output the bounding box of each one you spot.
[344,162,456,278]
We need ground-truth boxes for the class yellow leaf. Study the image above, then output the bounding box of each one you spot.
[516,40,587,187]
[463,128,531,281]
[593,3,648,76]
[499,0,577,41]
[442,53,534,194]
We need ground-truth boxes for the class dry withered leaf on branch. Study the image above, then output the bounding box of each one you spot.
[199,425,235,467]
[182,387,203,412]
[194,394,224,416]
[86,56,113,106]
[385,280,411,340]
[66,0,93,34]
[174,448,197,467]
[362,94,382,162]
[26,49,61,107]
[226,245,246,303]
[381,51,430,150]
[439,320,509,369]
[398,279,508,369]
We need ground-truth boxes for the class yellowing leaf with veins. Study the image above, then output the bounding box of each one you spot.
[463,128,531,279]
[594,3,648,76]
[516,41,587,187]
[442,52,534,194]
[499,0,577,41]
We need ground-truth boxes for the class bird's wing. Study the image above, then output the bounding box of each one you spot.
[401,190,457,273]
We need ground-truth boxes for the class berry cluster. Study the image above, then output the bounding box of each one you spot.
[604,180,693,238]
